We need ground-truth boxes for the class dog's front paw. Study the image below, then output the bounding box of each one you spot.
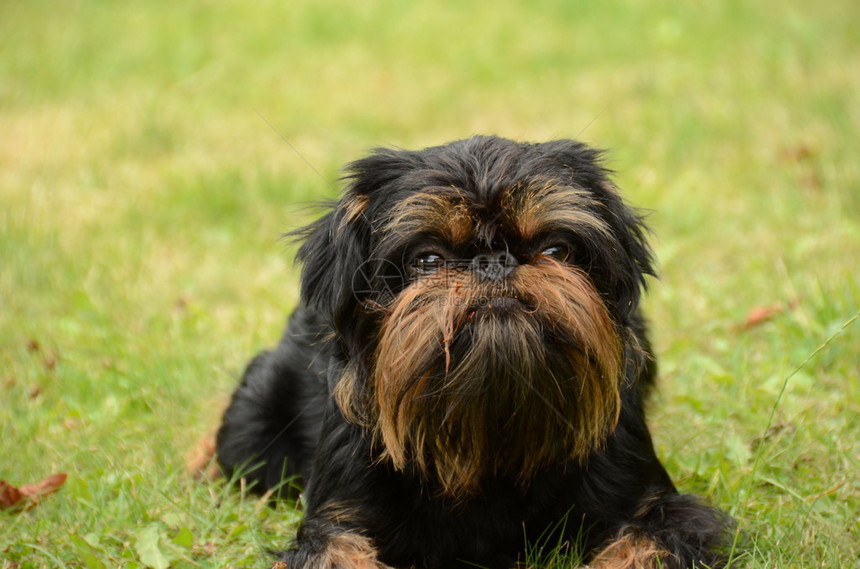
[588,530,670,569]
[275,531,392,569]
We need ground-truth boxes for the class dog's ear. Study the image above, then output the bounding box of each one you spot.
[295,194,370,330]
[538,140,655,321]
[599,180,655,320]
[296,148,417,330]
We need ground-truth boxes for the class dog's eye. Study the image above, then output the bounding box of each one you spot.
[539,245,572,264]
[410,253,446,275]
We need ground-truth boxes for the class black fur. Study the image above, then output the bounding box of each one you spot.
[216,136,733,568]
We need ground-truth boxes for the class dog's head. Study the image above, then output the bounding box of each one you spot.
[297,136,654,496]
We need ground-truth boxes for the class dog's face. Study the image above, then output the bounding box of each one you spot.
[298,137,653,496]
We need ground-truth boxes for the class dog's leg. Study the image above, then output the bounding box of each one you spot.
[273,528,389,569]
[589,530,669,569]
[589,493,733,569]
[575,387,733,569]
[217,307,329,494]
[274,502,392,569]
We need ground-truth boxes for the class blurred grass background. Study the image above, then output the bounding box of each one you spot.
[1,0,857,567]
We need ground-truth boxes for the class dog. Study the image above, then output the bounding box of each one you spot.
[215,136,733,568]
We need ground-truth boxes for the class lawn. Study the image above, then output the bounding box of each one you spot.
[1,0,858,567]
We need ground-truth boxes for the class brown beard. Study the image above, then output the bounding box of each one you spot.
[337,260,623,498]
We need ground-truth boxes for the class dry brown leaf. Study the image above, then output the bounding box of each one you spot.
[0,473,67,511]
[743,305,784,329]
[186,398,230,482]
[739,299,799,331]
[19,473,67,498]
[186,428,222,481]
[0,480,24,509]
[780,144,818,163]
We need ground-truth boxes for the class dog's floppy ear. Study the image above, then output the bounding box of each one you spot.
[295,148,417,330]
[538,140,655,321]
[295,193,370,330]
[600,180,655,320]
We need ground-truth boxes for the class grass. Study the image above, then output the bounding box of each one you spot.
[1,0,858,567]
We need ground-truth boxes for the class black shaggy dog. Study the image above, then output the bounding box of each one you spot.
[216,136,733,568]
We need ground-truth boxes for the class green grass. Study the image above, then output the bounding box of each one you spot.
[1,0,858,567]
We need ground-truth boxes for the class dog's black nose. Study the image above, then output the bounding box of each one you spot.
[471,251,518,282]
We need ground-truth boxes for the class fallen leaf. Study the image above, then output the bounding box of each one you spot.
[738,299,799,331]
[0,481,24,509]
[0,473,67,511]
[186,428,222,481]
[743,305,784,329]
[780,144,818,163]
[173,296,191,314]
[186,399,230,482]
[17,472,67,502]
